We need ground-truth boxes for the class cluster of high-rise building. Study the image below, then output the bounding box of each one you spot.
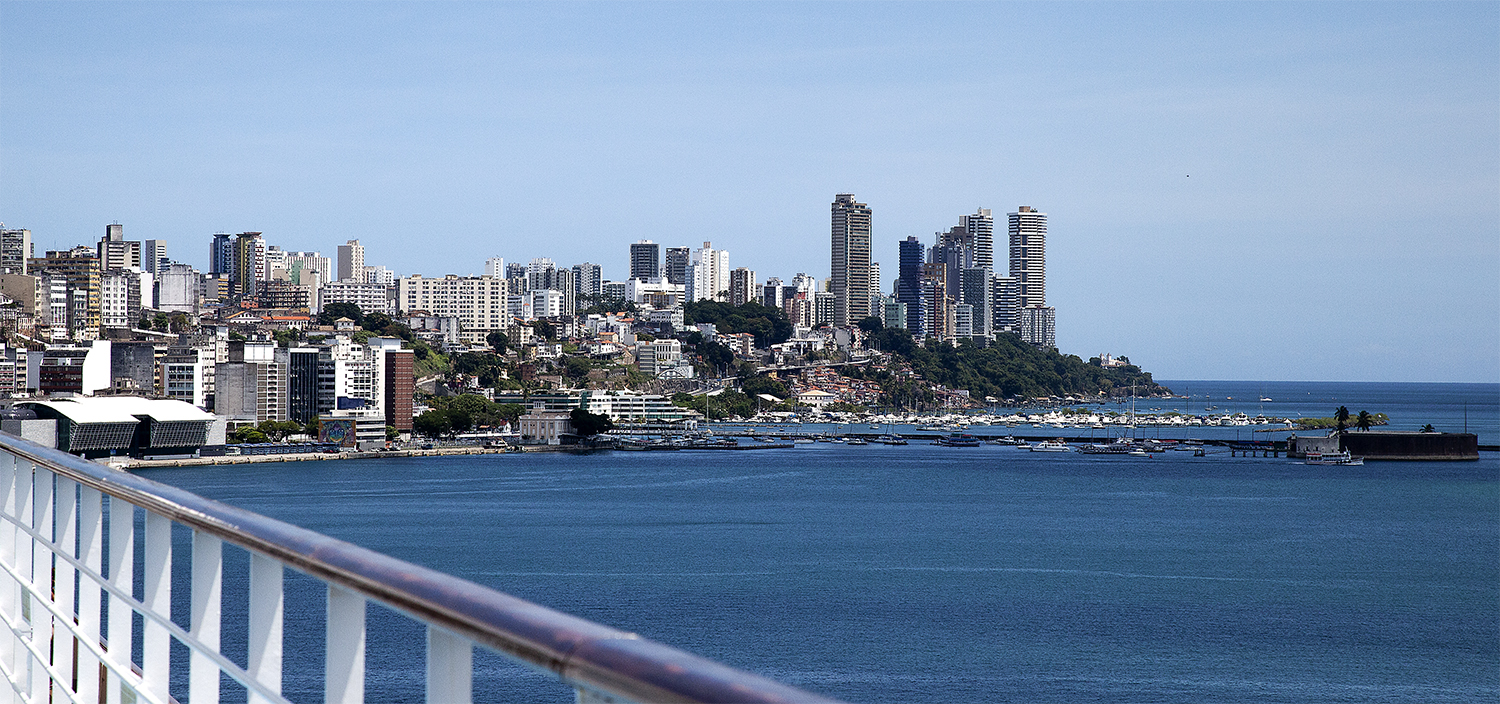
[825,195,1056,349]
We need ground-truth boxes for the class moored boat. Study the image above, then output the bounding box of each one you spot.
[1304,450,1364,466]
[1030,440,1071,453]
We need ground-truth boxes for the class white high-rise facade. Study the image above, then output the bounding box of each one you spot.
[485,257,505,279]
[685,242,729,302]
[337,240,365,282]
[1008,206,1046,309]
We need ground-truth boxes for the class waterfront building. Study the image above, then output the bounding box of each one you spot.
[98,223,142,272]
[494,389,697,423]
[316,336,387,417]
[234,232,266,297]
[990,274,1019,334]
[629,240,660,281]
[383,344,415,431]
[897,235,925,337]
[686,242,729,302]
[664,246,689,286]
[761,278,784,309]
[572,262,602,299]
[398,274,512,332]
[161,343,214,409]
[320,281,394,316]
[881,298,907,332]
[143,239,169,276]
[157,264,202,314]
[830,193,873,327]
[337,239,365,282]
[0,227,31,275]
[1009,206,1047,308]
[215,340,287,423]
[813,291,835,326]
[29,248,101,338]
[960,266,992,340]
[99,269,148,330]
[728,267,756,307]
[109,341,160,394]
[38,341,112,396]
[1020,305,1056,349]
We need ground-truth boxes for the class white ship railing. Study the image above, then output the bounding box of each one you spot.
[0,433,839,704]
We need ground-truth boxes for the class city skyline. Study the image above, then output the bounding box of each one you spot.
[2,3,1495,382]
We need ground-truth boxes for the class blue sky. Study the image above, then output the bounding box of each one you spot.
[2,2,1496,382]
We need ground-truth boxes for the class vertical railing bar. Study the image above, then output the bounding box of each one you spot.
[77,487,103,704]
[106,496,134,704]
[31,467,53,699]
[425,626,472,704]
[55,478,77,696]
[13,460,32,704]
[0,452,16,698]
[247,553,282,704]
[142,512,170,704]
[325,585,365,704]
[189,532,222,704]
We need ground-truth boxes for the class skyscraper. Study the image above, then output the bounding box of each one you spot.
[143,240,169,275]
[572,262,602,299]
[664,246,690,285]
[896,236,925,335]
[337,240,365,282]
[98,223,141,271]
[209,233,234,277]
[629,240,660,281]
[962,208,994,271]
[234,232,266,297]
[830,193,872,327]
[484,257,505,279]
[0,228,32,275]
[1008,206,1046,308]
[686,242,729,302]
[728,268,756,306]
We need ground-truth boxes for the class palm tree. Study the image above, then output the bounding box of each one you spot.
[1356,410,1373,432]
[1420,424,1436,433]
[1335,406,1350,434]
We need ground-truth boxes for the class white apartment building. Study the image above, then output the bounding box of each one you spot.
[317,336,387,417]
[484,257,505,279]
[685,242,729,302]
[100,270,148,329]
[635,339,693,379]
[398,274,512,332]
[337,240,365,282]
[531,289,564,318]
[320,281,395,316]
[625,278,685,306]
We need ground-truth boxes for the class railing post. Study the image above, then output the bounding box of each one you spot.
[190,531,222,704]
[0,452,15,696]
[11,461,31,703]
[54,478,77,695]
[143,512,171,703]
[247,553,282,704]
[325,585,365,704]
[425,626,472,704]
[31,468,51,700]
[77,486,103,704]
[105,496,134,704]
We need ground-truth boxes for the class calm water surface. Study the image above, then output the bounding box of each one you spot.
[139,441,1499,702]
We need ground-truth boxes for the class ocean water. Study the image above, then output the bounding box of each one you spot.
[132,382,1499,703]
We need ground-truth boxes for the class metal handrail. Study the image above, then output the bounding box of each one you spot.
[0,433,841,704]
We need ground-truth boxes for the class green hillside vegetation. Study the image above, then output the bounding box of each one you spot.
[862,329,1168,401]
[683,301,793,347]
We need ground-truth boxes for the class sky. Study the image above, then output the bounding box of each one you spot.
[1,2,1496,383]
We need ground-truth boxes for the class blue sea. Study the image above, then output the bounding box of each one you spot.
[135,381,1499,703]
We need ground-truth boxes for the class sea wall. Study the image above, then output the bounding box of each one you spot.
[1339,432,1479,461]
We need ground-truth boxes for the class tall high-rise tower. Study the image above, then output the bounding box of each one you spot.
[962,208,993,271]
[664,247,690,285]
[830,193,872,327]
[629,240,660,281]
[0,228,32,275]
[337,240,365,282]
[1008,206,1046,308]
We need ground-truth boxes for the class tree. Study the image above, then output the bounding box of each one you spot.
[386,425,399,441]
[856,316,883,334]
[168,313,191,333]
[413,410,450,438]
[564,357,592,379]
[230,426,267,444]
[1420,424,1436,433]
[319,302,364,327]
[304,417,322,438]
[699,342,735,374]
[569,408,615,437]
[534,320,557,341]
[152,312,170,332]
[362,312,393,332]
[741,375,789,400]
[486,331,510,354]
[257,420,300,442]
[447,409,473,434]
[1335,406,1351,434]
[1356,410,1373,432]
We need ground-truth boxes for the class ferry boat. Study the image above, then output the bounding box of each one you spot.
[1304,450,1364,466]
[1030,440,1071,453]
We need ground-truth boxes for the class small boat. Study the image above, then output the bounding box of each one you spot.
[1305,450,1364,466]
[874,434,908,446]
[936,434,982,447]
[987,436,1027,446]
[1030,440,1071,453]
[845,437,868,446]
[1260,397,1273,402]
[1128,449,1151,457]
